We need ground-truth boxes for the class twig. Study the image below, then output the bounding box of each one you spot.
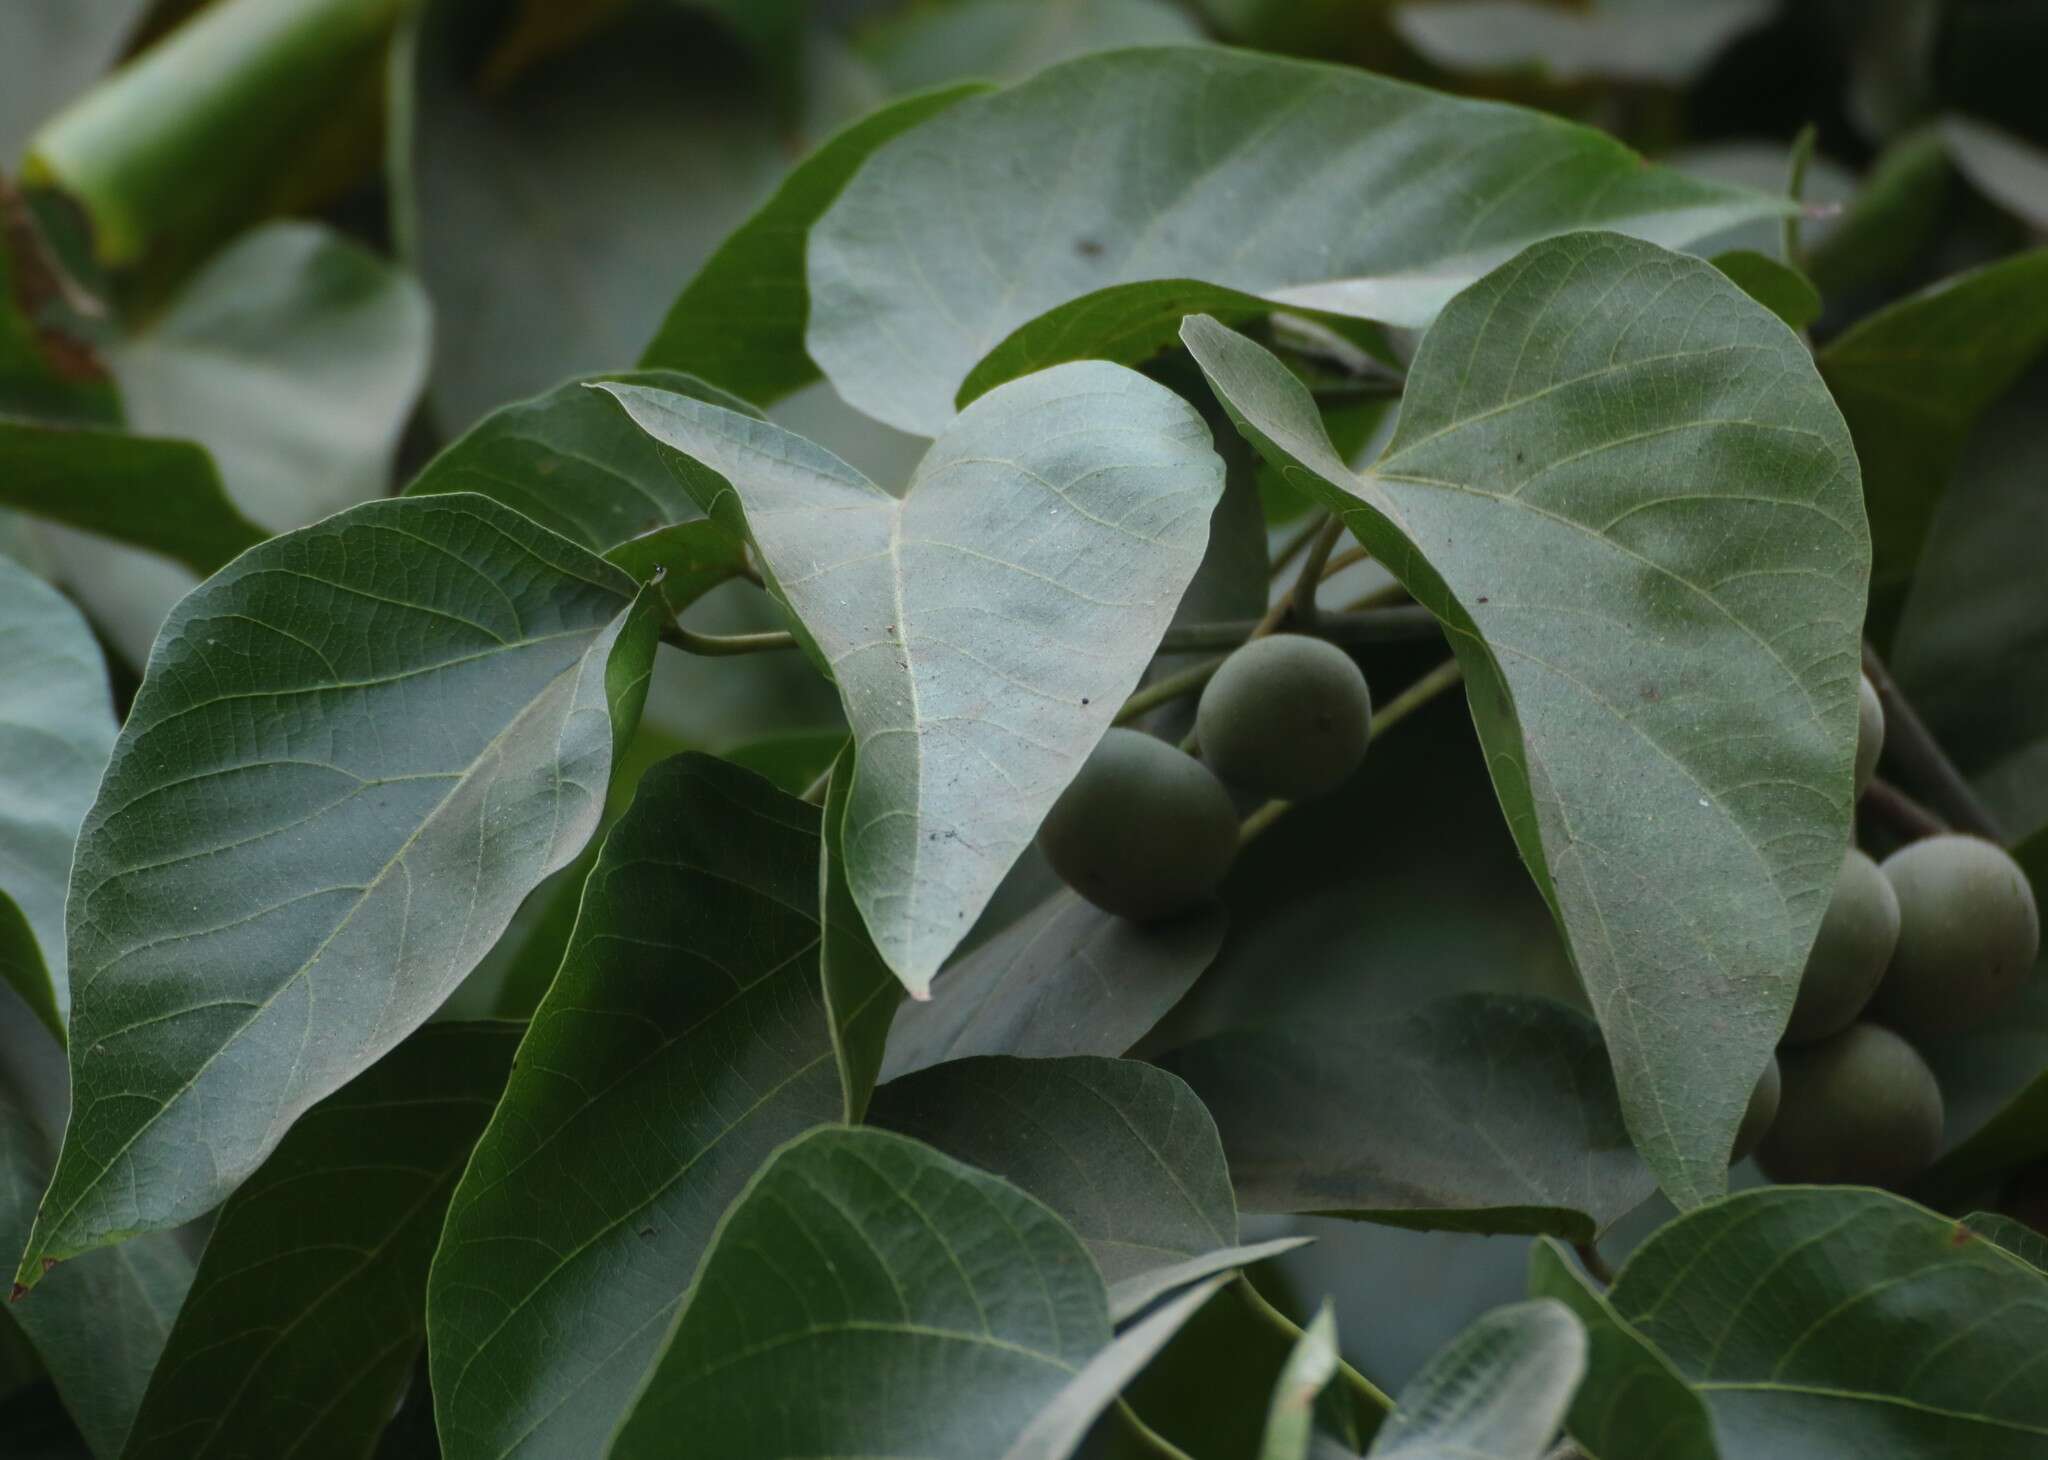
[1320,544,1370,579]
[1862,776,1948,842]
[1156,607,1440,655]
[660,624,798,656]
[1861,642,2003,842]
[1289,515,1346,633]
[1269,511,1330,581]
[1117,655,1227,726]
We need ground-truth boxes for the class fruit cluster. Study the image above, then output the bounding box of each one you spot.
[1741,677,2041,1187]
[1039,634,1373,919]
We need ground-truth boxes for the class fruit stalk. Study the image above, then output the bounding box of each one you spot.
[1860,642,2003,842]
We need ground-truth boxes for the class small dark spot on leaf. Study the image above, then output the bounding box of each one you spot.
[1475,596,1489,604]
[1951,1222,1975,1247]
[1076,238,1103,257]
[8,1284,24,1303]
[1080,697,1090,706]
[39,1258,55,1275]
[639,1226,657,1239]
[1641,684,1661,703]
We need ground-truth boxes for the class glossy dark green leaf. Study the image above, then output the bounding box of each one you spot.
[1891,368,2048,841]
[0,1067,190,1460]
[1004,1273,1234,1460]
[1601,1186,2048,1456]
[603,363,1225,994]
[609,1125,1113,1459]
[0,558,114,1040]
[871,1055,1236,1287]
[859,0,1203,95]
[807,47,1787,434]
[821,749,898,1122]
[1965,1212,2048,1272]
[1169,994,1654,1242]
[0,420,262,574]
[1712,249,1822,329]
[1390,0,1769,84]
[1366,1300,1585,1460]
[427,755,842,1460]
[396,0,790,428]
[881,891,1226,1080]
[1183,230,1867,1208]
[640,84,987,404]
[1817,247,2048,591]
[15,493,659,1285]
[404,369,756,552]
[1527,1238,1717,1460]
[122,1022,518,1460]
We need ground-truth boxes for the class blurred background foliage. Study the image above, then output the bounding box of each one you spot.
[4,0,2047,1420]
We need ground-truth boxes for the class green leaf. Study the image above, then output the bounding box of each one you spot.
[1943,115,2048,231]
[1367,1300,1585,1460]
[1261,1303,1341,1460]
[1597,1187,2048,1456]
[395,0,791,429]
[1817,247,2048,592]
[639,84,988,404]
[426,754,842,1460]
[1107,1236,1315,1326]
[821,748,899,1123]
[859,0,1203,95]
[0,558,115,1039]
[122,1022,518,1460]
[870,1055,1237,1287]
[608,1125,1113,1459]
[1964,1212,2048,1272]
[405,369,757,552]
[0,0,145,159]
[1711,249,1822,329]
[1802,127,1952,299]
[0,194,118,426]
[1182,229,1867,1208]
[1168,994,1654,1242]
[0,420,263,575]
[602,362,1225,993]
[1003,1273,1234,1460]
[1891,369,2048,841]
[0,1068,191,1460]
[14,493,659,1285]
[1527,1238,1717,1460]
[806,47,1788,435]
[601,519,750,618]
[881,890,1225,1079]
[1389,0,1770,85]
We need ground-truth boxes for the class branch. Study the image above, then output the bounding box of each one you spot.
[1157,606,1440,656]
[1861,642,2003,842]
[1862,776,1948,843]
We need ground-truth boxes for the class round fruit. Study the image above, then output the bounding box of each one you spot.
[1195,634,1372,800]
[1872,834,2040,1038]
[1756,1023,1944,1188]
[1038,728,1240,921]
[1854,674,1884,798]
[1731,1055,1781,1163]
[1783,850,1899,1044]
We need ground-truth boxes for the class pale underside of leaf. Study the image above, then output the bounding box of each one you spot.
[18,496,649,1281]
[1182,230,1866,1209]
[603,361,1223,993]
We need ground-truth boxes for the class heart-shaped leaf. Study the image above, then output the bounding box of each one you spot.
[1590,1187,2048,1457]
[870,1055,1237,1287]
[14,493,659,1285]
[639,84,989,403]
[603,362,1225,993]
[1182,229,1868,1208]
[880,890,1225,1080]
[1527,1239,1717,1460]
[608,1125,1113,1458]
[1367,1300,1586,1460]
[0,1065,191,1460]
[0,557,115,1040]
[806,46,1787,434]
[123,1021,518,1460]
[1168,994,1654,1241]
[427,755,843,1460]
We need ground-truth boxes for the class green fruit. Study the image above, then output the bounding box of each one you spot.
[1854,674,1884,797]
[1731,1055,1781,1163]
[1783,850,1898,1044]
[1195,634,1372,799]
[1038,728,1239,921]
[1757,1023,1944,1188]
[1873,834,2041,1038]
